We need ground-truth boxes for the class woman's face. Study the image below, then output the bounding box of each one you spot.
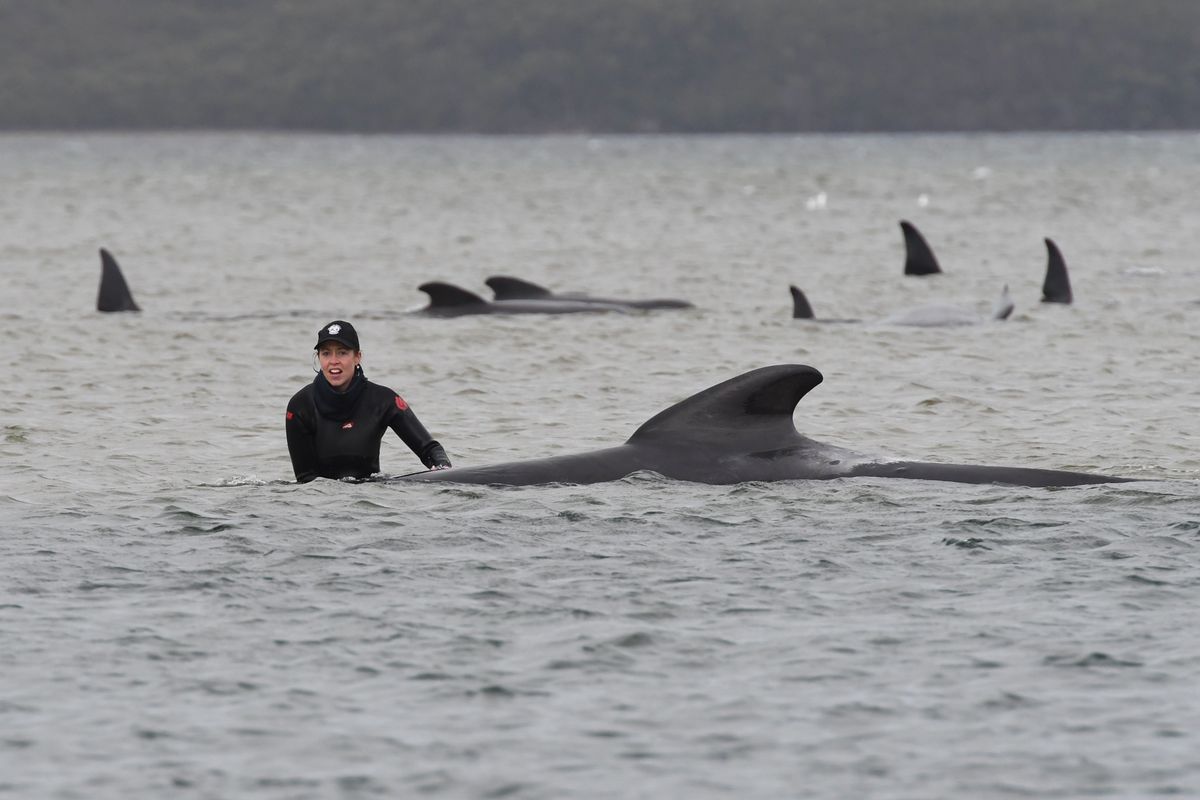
[317,342,361,391]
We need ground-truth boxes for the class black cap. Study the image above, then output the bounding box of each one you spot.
[314,320,360,350]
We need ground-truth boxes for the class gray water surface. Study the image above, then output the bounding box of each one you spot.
[2,133,1198,799]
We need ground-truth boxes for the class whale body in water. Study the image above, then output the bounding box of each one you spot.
[401,365,1132,488]
[790,285,1014,327]
[416,281,629,316]
[485,275,694,310]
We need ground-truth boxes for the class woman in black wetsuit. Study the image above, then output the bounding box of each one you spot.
[286,320,451,482]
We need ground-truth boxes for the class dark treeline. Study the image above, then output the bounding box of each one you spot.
[3,0,1200,133]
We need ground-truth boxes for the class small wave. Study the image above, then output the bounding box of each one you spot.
[199,476,283,488]
[942,536,992,549]
[1043,652,1143,669]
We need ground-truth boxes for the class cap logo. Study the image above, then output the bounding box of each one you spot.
[327,324,341,335]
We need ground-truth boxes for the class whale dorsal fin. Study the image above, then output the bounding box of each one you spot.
[992,284,1014,320]
[900,220,942,276]
[627,364,823,447]
[1041,238,1073,304]
[419,281,488,307]
[789,285,815,319]
[97,248,140,312]
[485,275,553,300]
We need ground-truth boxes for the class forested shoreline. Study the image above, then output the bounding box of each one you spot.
[3,0,1199,133]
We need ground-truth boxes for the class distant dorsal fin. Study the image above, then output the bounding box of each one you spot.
[900,220,942,276]
[1041,238,1073,304]
[97,248,140,312]
[418,281,488,307]
[789,285,815,319]
[992,284,1014,320]
[485,275,553,300]
[627,364,823,446]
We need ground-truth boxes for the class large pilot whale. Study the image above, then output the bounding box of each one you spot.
[790,285,1014,326]
[417,281,629,316]
[901,220,943,276]
[402,365,1132,487]
[485,275,694,310]
[97,248,140,312]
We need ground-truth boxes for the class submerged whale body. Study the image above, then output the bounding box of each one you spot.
[485,275,694,310]
[1041,238,1074,304]
[880,285,1014,326]
[97,248,140,312]
[403,365,1132,487]
[901,220,943,276]
[416,281,627,316]
[788,286,861,323]
[790,285,1013,327]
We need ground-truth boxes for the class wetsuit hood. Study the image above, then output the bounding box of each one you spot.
[313,365,368,420]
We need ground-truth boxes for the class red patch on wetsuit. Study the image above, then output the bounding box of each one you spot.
[286,411,294,421]
[395,396,409,411]
[341,421,354,430]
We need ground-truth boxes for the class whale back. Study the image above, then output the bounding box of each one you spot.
[488,274,693,309]
[419,281,489,309]
[402,363,1130,488]
[485,275,553,300]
